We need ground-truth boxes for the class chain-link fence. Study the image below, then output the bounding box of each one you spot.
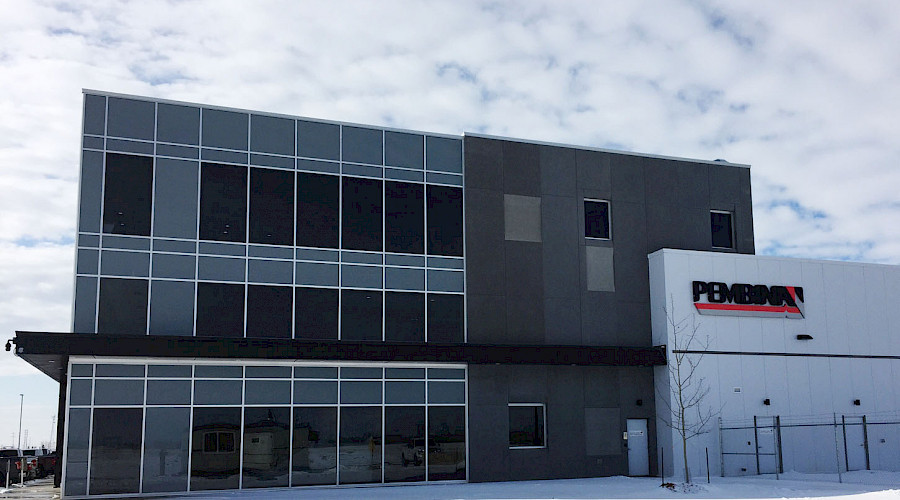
[719,412,900,477]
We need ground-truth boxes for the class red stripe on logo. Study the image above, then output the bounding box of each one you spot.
[694,303,800,314]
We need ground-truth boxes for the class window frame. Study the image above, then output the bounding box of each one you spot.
[710,209,735,249]
[508,402,547,449]
[583,199,611,241]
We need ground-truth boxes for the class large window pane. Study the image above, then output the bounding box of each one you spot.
[297,173,339,248]
[246,285,292,338]
[509,404,545,448]
[200,163,247,242]
[64,408,91,496]
[342,177,383,251]
[339,407,382,484]
[427,293,464,343]
[428,406,466,481]
[196,282,245,338]
[292,407,337,486]
[584,200,611,239]
[142,407,190,493]
[385,181,424,254]
[103,153,153,236]
[341,290,382,341]
[90,408,143,495]
[385,406,425,483]
[711,211,734,249]
[249,168,294,246]
[242,407,291,488]
[385,292,424,342]
[295,287,338,340]
[98,278,148,335]
[191,407,242,491]
[426,185,463,256]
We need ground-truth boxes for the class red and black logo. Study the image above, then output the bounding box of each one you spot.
[692,281,804,319]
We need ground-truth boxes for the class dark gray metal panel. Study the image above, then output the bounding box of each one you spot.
[547,367,588,478]
[83,94,106,136]
[580,291,617,346]
[464,188,505,296]
[100,250,150,277]
[613,300,651,346]
[151,253,195,280]
[202,108,248,150]
[153,158,199,239]
[248,259,293,284]
[608,201,648,257]
[709,164,744,206]
[465,294,506,344]
[612,250,649,303]
[576,149,611,198]
[425,136,462,173]
[467,403,511,482]
[250,115,294,156]
[507,364,549,401]
[384,131,424,169]
[609,154,645,203]
[541,195,579,299]
[157,103,200,145]
[540,146,576,196]
[463,136,502,191]
[543,297,581,344]
[342,126,383,165]
[73,276,98,333]
[197,256,245,282]
[502,141,540,196]
[505,241,543,298]
[583,366,621,407]
[107,97,155,140]
[149,280,195,336]
[76,249,99,275]
[506,294,544,344]
[79,150,103,233]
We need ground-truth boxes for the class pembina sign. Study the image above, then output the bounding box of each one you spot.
[692,281,805,319]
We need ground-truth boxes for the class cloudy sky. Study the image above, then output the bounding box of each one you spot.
[0,0,898,446]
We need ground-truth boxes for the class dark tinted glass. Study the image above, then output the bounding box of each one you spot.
[242,407,290,488]
[69,379,92,406]
[95,363,145,377]
[249,168,294,246]
[107,97,155,140]
[384,131,423,169]
[295,287,338,340]
[244,380,291,405]
[297,173,339,248]
[427,381,465,404]
[427,293,464,343]
[385,181,424,254]
[202,109,248,150]
[297,120,340,160]
[428,406,466,480]
[250,115,294,155]
[342,126,382,165]
[146,380,191,405]
[142,407,190,493]
[584,200,610,239]
[98,278,148,335]
[195,365,243,378]
[193,380,243,405]
[385,381,424,404]
[340,367,382,379]
[94,379,144,405]
[200,163,247,242]
[341,290,382,341]
[385,292,424,342]
[246,285,292,338]
[83,93,106,135]
[711,211,734,248]
[293,381,338,404]
[340,381,382,404]
[509,405,544,447]
[196,282,245,338]
[385,406,425,482]
[191,407,242,491]
[245,366,292,378]
[157,103,200,145]
[103,153,153,236]
[427,185,463,256]
[292,407,337,486]
[90,408,143,494]
[65,408,91,495]
[342,177,383,251]
[148,364,192,378]
[339,406,381,484]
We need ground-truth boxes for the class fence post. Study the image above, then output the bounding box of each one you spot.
[833,413,843,483]
[862,415,870,470]
[753,416,760,475]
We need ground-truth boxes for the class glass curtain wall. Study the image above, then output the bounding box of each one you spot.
[64,361,466,496]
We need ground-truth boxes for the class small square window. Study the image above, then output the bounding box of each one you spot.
[584,200,610,240]
[711,211,734,249]
[509,403,546,448]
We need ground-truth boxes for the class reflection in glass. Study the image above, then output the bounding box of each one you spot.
[64,408,90,496]
[292,407,337,486]
[339,407,382,484]
[90,408,143,494]
[191,407,242,491]
[242,407,291,488]
[428,406,466,481]
[142,407,190,493]
[384,406,425,483]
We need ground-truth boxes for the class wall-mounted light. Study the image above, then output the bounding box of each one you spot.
[636,399,643,407]
[763,398,771,406]
[797,334,814,340]
[853,399,861,406]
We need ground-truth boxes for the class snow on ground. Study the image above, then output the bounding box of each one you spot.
[170,471,900,500]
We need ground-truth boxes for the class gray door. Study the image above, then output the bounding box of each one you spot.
[844,418,867,471]
[626,419,649,476]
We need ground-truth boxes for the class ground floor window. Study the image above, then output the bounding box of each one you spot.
[63,359,467,496]
[508,403,546,448]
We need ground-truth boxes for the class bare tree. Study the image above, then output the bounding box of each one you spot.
[657,296,716,484]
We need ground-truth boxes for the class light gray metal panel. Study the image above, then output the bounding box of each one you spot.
[102,235,151,250]
[107,97,155,140]
[201,148,248,164]
[198,242,246,256]
[82,136,103,149]
[385,254,425,267]
[248,259,293,284]
[73,276,98,333]
[295,262,339,286]
[296,248,339,262]
[341,251,382,265]
[385,267,425,290]
[202,108,248,150]
[157,103,200,145]
[101,250,151,277]
[78,233,100,248]
[425,172,463,186]
[504,194,542,242]
[250,114,294,156]
[342,126,383,165]
[248,245,294,259]
[106,138,154,155]
[153,158,199,239]
[427,257,464,270]
[77,249,99,275]
[427,269,464,292]
[149,280,195,336]
[426,136,463,173]
[156,144,199,159]
[585,246,615,292]
[79,150,103,233]
[83,94,106,135]
[341,264,383,288]
[385,131,424,169]
[197,256,246,282]
[151,253,196,280]
[152,239,195,253]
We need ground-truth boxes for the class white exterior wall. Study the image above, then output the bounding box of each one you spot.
[650,249,900,479]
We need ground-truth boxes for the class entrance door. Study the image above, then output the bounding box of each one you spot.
[626,419,649,476]
[844,417,868,471]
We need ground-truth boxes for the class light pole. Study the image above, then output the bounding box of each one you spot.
[18,394,23,450]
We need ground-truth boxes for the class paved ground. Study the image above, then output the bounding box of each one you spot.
[0,478,58,499]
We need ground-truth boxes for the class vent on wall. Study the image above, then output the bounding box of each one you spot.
[797,334,814,340]
[733,387,742,393]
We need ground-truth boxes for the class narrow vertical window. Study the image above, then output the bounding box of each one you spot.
[427,185,463,256]
[584,200,610,239]
[711,210,734,249]
[297,172,339,248]
[342,177,383,251]
[199,163,247,242]
[249,167,294,246]
[385,181,424,254]
[103,153,153,236]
